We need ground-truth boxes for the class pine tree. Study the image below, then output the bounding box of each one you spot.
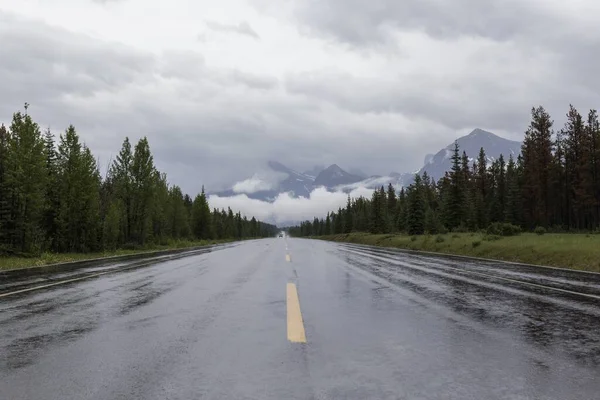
[444,142,464,230]
[5,110,48,253]
[0,105,276,251]
[344,195,353,233]
[325,212,331,234]
[369,188,386,234]
[522,106,554,229]
[424,207,441,234]
[474,147,488,228]
[81,146,101,251]
[396,187,407,232]
[213,209,223,239]
[226,208,235,238]
[109,137,134,245]
[0,124,10,249]
[504,155,519,224]
[587,109,600,227]
[562,105,596,230]
[191,186,213,239]
[406,174,425,235]
[131,137,155,245]
[103,200,122,251]
[335,207,343,234]
[169,186,190,239]
[151,171,170,244]
[386,183,397,231]
[55,126,101,252]
[497,154,506,222]
[42,128,60,250]
[235,212,243,239]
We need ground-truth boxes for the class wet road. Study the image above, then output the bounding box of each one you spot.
[1,238,600,399]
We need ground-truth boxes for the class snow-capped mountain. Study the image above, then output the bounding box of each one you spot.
[210,128,522,202]
[211,161,363,201]
[266,161,315,198]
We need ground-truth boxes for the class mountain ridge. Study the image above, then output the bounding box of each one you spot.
[210,128,522,202]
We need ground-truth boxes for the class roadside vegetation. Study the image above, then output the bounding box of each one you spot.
[0,238,235,271]
[289,104,600,272]
[317,232,600,272]
[0,104,277,268]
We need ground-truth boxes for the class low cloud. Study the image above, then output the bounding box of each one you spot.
[233,176,274,193]
[231,170,288,194]
[209,186,375,225]
[334,175,399,192]
[205,20,260,40]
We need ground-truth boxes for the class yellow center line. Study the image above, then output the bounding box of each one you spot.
[286,253,291,262]
[286,283,306,343]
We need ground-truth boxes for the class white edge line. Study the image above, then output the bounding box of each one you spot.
[346,248,600,301]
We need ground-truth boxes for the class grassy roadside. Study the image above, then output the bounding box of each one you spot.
[315,232,600,273]
[0,239,236,271]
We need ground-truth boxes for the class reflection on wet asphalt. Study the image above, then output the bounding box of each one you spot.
[336,243,600,366]
[0,238,599,400]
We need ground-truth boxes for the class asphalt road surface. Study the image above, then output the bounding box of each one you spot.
[1,238,600,400]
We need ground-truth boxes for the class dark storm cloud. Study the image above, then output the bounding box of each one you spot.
[205,20,260,40]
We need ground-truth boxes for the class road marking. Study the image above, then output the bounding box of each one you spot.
[0,270,113,299]
[345,248,600,301]
[286,283,306,343]
[0,254,181,299]
[286,253,291,262]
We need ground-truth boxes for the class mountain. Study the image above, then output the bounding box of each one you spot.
[314,164,364,187]
[334,129,521,192]
[418,128,521,181]
[423,154,435,165]
[268,161,315,198]
[347,168,368,179]
[211,128,521,204]
[302,165,325,178]
[210,161,315,201]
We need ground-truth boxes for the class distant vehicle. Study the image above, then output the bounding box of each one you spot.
[278,233,283,238]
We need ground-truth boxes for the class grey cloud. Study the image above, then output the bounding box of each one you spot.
[230,70,278,90]
[7,2,600,207]
[204,20,260,40]
[292,0,549,45]
[284,69,538,134]
[291,0,600,107]
[0,13,284,194]
[0,12,155,118]
[158,50,277,90]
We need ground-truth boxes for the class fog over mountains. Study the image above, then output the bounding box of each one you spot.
[211,129,522,204]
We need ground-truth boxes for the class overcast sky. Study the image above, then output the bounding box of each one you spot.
[2,0,600,222]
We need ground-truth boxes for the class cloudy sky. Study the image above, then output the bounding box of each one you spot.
[1,0,600,223]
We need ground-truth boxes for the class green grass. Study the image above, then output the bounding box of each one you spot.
[0,239,234,271]
[316,232,600,273]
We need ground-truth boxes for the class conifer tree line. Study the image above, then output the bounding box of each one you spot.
[289,105,600,237]
[0,106,277,256]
